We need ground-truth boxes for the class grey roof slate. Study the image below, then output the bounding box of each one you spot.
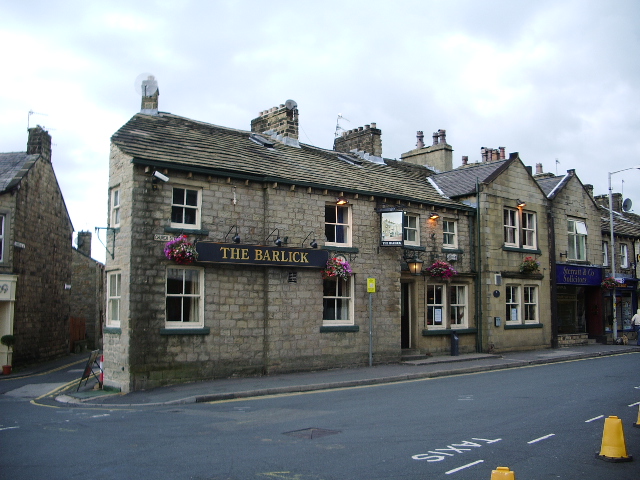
[112,113,471,210]
[536,175,565,197]
[600,207,640,238]
[429,159,513,198]
[0,152,38,192]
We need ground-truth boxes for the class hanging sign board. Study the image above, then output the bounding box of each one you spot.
[380,211,404,246]
[195,242,329,268]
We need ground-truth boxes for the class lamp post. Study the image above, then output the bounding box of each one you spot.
[608,165,640,341]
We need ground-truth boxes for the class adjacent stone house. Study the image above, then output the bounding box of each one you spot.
[535,166,604,345]
[71,231,105,351]
[0,127,74,367]
[103,81,476,392]
[429,150,552,353]
[594,192,640,337]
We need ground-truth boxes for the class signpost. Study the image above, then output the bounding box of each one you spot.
[367,278,376,366]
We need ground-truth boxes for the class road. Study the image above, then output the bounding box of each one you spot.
[1,353,639,479]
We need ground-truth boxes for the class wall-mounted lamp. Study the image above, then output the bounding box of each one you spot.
[225,226,241,244]
[302,231,319,248]
[517,199,526,208]
[403,250,424,275]
[429,212,440,220]
[266,228,287,246]
[150,170,170,190]
[336,196,348,205]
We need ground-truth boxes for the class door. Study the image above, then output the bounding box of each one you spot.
[401,283,411,348]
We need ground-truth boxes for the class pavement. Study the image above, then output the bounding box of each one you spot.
[3,343,640,407]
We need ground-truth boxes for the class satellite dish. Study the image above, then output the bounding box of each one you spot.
[622,198,633,212]
[134,72,158,96]
[284,99,297,110]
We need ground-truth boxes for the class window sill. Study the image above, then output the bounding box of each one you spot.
[164,227,210,236]
[320,325,359,333]
[501,271,544,280]
[504,323,543,330]
[502,246,542,254]
[104,327,122,335]
[321,245,359,253]
[422,328,477,336]
[160,327,210,335]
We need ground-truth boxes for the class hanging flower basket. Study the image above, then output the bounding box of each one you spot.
[425,260,457,280]
[321,257,352,281]
[601,277,618,290]
[519,256,540,274]
[164,235,198,264]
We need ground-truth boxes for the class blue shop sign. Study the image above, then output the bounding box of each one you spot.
[556,264,602,286]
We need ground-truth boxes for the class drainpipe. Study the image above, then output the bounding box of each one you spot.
[548,211,559,348]
[262,184,270,375]
[475,178,483,353]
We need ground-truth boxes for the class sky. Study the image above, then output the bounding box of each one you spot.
[1,0,639,263]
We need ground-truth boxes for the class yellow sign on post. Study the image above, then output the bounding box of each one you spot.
[367,278,376,293]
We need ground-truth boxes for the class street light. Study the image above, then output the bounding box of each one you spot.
[608,165,640,341]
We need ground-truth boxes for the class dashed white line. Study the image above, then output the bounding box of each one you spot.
[528,434,555,444]
[445,460,484,474]
[585,415,604,423]
[0,426,19,431]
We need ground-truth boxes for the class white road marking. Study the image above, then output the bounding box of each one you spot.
[0,426,19,431]
[585,415,604,423]
[91,414,110,418]
[445,460,484,474]
[528,434,555,444]
[628,401,640,407]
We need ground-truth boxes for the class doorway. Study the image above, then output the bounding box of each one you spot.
[401,282,411,348]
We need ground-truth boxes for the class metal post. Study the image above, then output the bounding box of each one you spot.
[369,293,373,367]
[609,172,617,341]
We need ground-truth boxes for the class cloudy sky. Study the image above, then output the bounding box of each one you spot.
[1,0,639,262]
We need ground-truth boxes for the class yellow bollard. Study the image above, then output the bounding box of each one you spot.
[596,416,633,462]
[490,466,515,479]
[634,404,640,428]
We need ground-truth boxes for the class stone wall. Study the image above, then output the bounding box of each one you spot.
[71,242,105,350]
[11,156,73,365]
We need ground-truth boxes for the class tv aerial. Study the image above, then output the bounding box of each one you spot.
[335,113,350,138]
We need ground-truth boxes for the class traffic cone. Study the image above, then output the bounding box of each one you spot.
[634,405,640,428]
[596,416,633,462]
[490,467,515,479]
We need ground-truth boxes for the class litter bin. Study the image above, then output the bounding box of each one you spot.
[451,331,459,356]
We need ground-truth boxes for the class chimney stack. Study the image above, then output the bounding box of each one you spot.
[400,127,453,172]
[27,126,52,162]
[333,122,382,157]
[251,100,299,146]
[76,231,92,257]
[140,75,159,115]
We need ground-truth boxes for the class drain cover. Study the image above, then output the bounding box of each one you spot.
[283,428,341,439]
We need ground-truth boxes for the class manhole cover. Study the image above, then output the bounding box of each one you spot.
[283,428,341,439]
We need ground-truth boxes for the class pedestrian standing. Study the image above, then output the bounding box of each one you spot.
[632,309,640,346]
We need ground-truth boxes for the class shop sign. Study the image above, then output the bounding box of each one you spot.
[195,242,329,268]
[556,264,602,286]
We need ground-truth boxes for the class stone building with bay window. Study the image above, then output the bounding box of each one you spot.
[103,80,476,392]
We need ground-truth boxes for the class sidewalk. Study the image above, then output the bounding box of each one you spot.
[54,343,640,407]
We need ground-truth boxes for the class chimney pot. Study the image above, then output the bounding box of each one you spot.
[499,146,505,159]
[416,131,425,149]
[438,129,446,144]
[535,163,543,174]
[462,155,468,165]
[371,122,376,129]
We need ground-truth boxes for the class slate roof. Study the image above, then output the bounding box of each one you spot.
[536,175,565,198]
[600,208,640,238]
[112,112,471,211]
[0,152,38,192]
[428,158,513,198]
